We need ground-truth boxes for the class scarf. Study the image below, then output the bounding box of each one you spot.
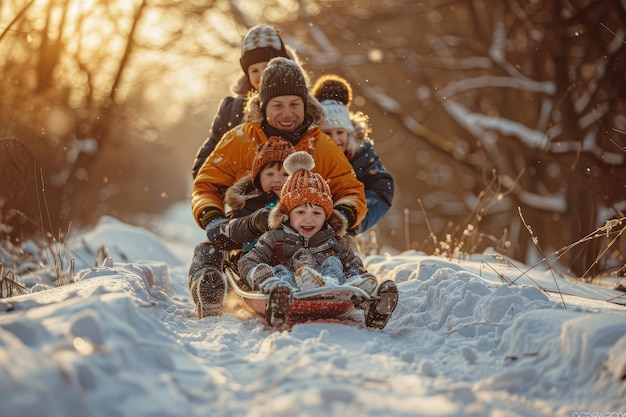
[261,115,314,146]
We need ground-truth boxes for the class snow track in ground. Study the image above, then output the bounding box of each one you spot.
[1,211,625,417]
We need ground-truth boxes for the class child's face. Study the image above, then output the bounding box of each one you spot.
[323,127,349,153]
[259,163,289,196]
[247,61,268,90]
[289,203,326,238]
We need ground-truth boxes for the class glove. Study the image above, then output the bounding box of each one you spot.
[199,207,225,229]
[335,205,357,230]
[247,207,271,235]
[205,217,230,242]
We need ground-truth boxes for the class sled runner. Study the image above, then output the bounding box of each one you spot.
[223,258,397,329]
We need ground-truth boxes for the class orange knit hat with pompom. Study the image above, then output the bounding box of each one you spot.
[251,136,294,189]
[279,151,333,219]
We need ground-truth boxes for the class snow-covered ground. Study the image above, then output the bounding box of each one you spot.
[1,203,625,417]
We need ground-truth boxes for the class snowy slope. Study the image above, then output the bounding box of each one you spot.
[0,204,625,417]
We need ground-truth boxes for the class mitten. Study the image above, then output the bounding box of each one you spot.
[247,207,271,235]
[205,217,230,242]
[292,248,318,270]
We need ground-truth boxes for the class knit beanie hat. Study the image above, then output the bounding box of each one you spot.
[280,151,333,219]
[311,74,352,107]
[319,99,354,133]
[312,75,354,133]
[260,57,309,114]
[251,136,295,189]
[239,25,289,76]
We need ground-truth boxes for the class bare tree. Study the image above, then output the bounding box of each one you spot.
[260,0,626,276]
[0,0,246,237]
[2,0,624,277]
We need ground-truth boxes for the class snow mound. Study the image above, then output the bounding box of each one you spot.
[1,210,625,417]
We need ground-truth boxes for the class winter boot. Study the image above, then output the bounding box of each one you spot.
[295,266,325,291]
[365,280,398,329]
[188,242,226,319]
[313,256,344,286]
[346,273,378,295]
[265,283,292,326]
[248,263,283,294]
[190,267,227,319]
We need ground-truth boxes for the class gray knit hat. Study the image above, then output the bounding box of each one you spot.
[259,57,308,113]
[312,74,354,132]
[319,99,354,133]
[239,25,289,76]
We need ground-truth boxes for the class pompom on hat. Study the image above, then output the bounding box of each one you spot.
[251,137,295,189]
[311,74,352,107]
[239,25,289,76]
[259,57,309,114]
[312,75,354,133]
[279,151,334,219]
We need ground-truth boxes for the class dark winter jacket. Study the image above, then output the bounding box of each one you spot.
[340,110,394,234]
[238,210,370,282]
[191,93,367,230]
[207,174,278,252]
[350,141,394,233]
[192,96,246,179]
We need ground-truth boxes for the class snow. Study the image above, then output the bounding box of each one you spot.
[1,203,625,417]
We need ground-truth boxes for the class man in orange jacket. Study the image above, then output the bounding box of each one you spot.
[189,57,366,319]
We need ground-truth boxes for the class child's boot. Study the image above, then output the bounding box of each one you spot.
[247,263,280,294]
[365,280,398,329]
[266,283,292,326]
[295,266,325,290]
[346,273,378,295]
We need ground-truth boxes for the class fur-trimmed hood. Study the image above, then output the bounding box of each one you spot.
[224,174,259,211]
[230,74,255,98]
[267,207,348,237]
[224,173,279,218]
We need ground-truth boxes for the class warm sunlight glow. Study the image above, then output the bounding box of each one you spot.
[67,0,96,21]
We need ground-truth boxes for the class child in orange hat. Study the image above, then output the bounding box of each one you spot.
[191,137,293,318]
[205,136,295,252]
[238,151,398,328]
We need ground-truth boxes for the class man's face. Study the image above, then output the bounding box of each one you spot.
[265,95,305,132]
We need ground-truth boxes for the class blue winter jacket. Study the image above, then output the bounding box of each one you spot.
[349,141,394,233]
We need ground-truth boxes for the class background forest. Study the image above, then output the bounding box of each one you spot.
[1,0,625,279]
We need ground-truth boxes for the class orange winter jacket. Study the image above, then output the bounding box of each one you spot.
[192,114,366,230]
